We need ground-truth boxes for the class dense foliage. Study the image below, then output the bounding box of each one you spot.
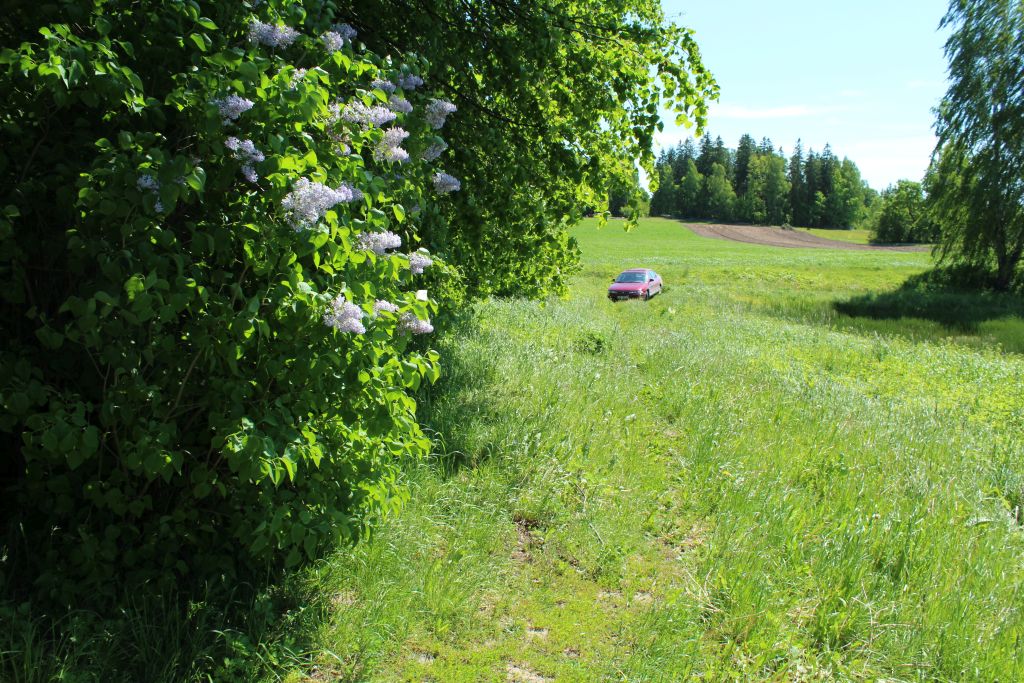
[0,0,714,602]
[871,180,938,244]
[928,0,1024,290]
[649,134,877,229]
[344,0,716,297]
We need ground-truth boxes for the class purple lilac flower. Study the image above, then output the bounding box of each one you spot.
[373,299,400,315]
[408,250,433,274]
[372,79,397,94]
[213,94,255,124]
[137,175,160,192]
[424,99,457,129]
[323,296,365,334]
[333,23,357,42]
[396,74,424,90]
[355,230,402,255]
[154,199,165,213]
[387,95,413,114]
[374,127,410,164]
[340,101,397,128]
[241,166,259,184]
[249,20,300,48]
[282,178,363,230]
[320,31,346,52]
[398,311,433,334]
[432,172,461,194]
[422,140,448,162]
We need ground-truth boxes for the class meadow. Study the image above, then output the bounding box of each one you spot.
[6,218,1023,681]
[258,217,1024,681]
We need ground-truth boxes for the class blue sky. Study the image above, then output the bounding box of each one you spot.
[658,0,951,191]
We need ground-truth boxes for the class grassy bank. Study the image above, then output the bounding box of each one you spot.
[6,218,1023,680]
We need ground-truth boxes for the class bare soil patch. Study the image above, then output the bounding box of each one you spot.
[683,223,927,252]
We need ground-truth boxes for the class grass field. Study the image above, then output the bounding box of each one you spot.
[244,217,1024,681]
[7,218,1023,681]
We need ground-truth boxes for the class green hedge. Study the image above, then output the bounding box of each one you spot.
[0,0,458,601]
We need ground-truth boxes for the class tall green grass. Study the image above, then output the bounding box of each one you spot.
[4,217,1022,680]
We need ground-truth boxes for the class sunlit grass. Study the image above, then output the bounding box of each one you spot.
[6,217,1023,681]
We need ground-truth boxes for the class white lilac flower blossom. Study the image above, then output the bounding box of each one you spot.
[395,74,424,90]
[372,79,397,94]
[213,94,255,124]
[340,101,397,128]
[225,137,265,182]
[398,311,433,334]
[387,95,413,114]
[320,30,347,52]
[137,175,160,192]
[323,296,365,334]
[282,178,363,230]
[374,127,411,164]
[355,230,402,255]
[433,172,461,194]
[249,20,300,48]
[424,99,457,129]
[289,68,307,88]
[373,299,399,315]
[225,137,265,163]
[408,250,433,274]
[422,140,448,162]
[154,199,165,213]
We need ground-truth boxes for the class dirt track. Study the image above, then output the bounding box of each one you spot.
[683,223,928,252]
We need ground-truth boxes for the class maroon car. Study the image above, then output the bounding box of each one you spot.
[608,268,663,301]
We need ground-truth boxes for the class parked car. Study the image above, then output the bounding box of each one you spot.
[608,268,663,301]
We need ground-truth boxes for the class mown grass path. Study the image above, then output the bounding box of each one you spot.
[280,218,1023,682]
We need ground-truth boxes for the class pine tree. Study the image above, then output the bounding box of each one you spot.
[733,134,756,196]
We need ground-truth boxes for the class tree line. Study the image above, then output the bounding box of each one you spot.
[648,134,878,229]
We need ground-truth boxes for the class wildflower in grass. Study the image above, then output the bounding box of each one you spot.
[388,95,413,114]
[372,79,397,94]
[432,172,461,194]
[374,127,410,164]
[249,20,300,48]
[213,94,255,124]
[137,175,160,192]
[340,101,397,128]
[373,299,399,315]
[408,250,433,274]
[282,178,362,230]
[396,74,424,90]
[422,140,448,162]
[355,230,402,255]
[424,99,456,129]
[398,311,433,334]
[323,296,365,334]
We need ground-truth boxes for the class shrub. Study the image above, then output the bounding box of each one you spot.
[0,0,457,601]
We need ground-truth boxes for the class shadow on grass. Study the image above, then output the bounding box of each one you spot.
[833,268,1024,331]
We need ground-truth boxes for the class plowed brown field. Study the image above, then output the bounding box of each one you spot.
[683,223,928,251]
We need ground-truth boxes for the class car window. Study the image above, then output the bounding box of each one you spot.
[615,272,646,283]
